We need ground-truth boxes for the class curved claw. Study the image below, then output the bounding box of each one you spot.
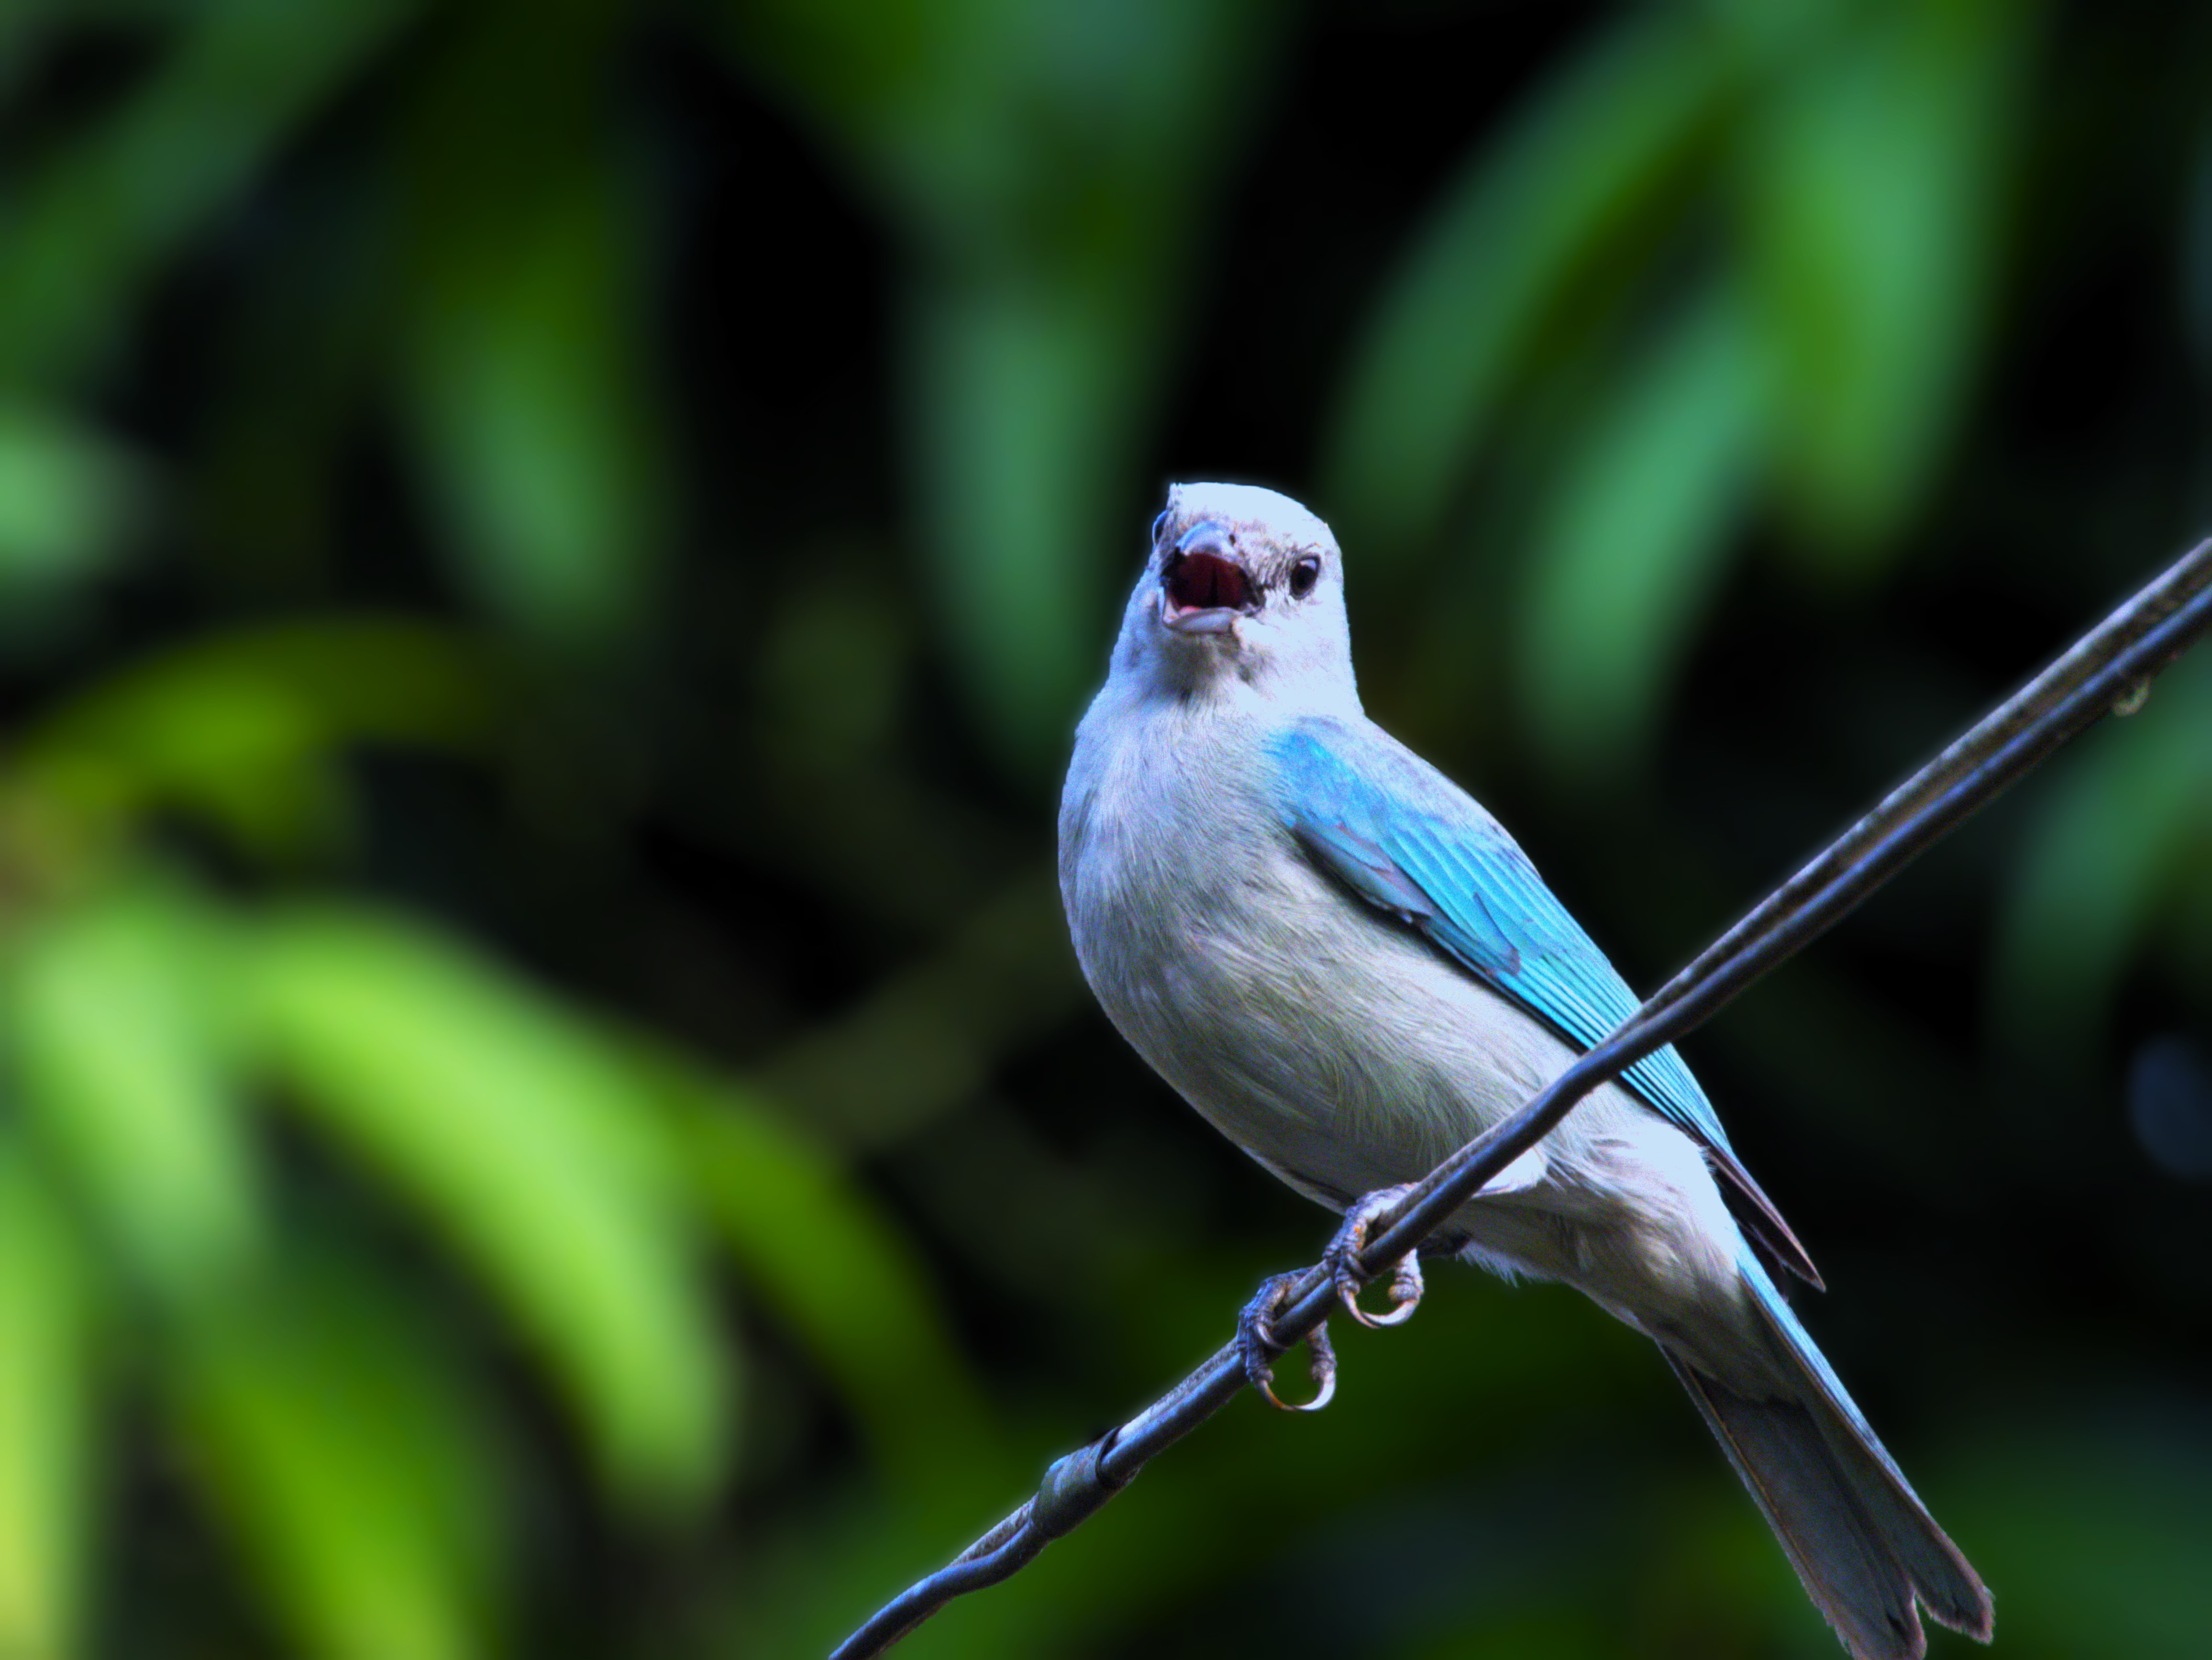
[1335,1273,1416,1330]
[1285,1330,1337,1412]
[1353,1252,1424,1328]
[1327,1184,1426,1331]
[1237,1272,1338,1412]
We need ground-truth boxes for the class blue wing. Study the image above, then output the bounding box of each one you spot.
[1268,716,1820,1287]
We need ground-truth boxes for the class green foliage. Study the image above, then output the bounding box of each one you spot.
[0,1155,99,1660]
[0,403,144,638]
[651,1054,995,1491]
[1322,6,1729,567]
[0,606,986,1647]
[5,876,259,1304]
[170,1262,505,1660]
[0,0,420,394]
[395,0,666,648]
[249,906,730,1510]
[0,1,2207,1656]
[1515,279,1770,773]
[1329,0,2038,772]
[4,619,497,863]
[1732,0,2029,567]
[727,0,1286,773]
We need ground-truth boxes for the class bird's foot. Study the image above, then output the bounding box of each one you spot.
[1236,1272,1337,1413]
[1327,1184,1425,1330]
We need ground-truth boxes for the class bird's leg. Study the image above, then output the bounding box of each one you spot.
[1235,1183,1426,1412]
[1327,1184,1425,1330]
[1236,1272,1337,1413]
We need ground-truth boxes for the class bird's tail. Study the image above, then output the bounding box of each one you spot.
[1665,1252,1993,1660]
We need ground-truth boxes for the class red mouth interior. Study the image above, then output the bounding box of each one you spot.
[1165,552,1251,612]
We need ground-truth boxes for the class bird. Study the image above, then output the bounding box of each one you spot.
[1057,481,1993,1660]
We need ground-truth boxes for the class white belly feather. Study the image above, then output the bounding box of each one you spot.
[1060,685,1770,1389]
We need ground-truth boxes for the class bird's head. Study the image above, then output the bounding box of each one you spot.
[1106,482,1358,711]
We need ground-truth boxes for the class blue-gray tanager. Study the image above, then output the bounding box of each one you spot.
[1058,482,1992,1660]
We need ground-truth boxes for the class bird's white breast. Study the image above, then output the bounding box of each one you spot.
[1062,683,1571,1198]
[1059,678,1762,1377]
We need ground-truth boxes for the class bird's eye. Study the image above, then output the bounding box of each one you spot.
[1288,556,1321,599]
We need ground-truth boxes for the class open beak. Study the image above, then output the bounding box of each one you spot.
[1159,523,1255,635]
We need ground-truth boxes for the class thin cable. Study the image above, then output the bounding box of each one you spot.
[830,539,2212,1660]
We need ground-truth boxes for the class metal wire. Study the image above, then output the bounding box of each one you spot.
[830,539,2212,1660]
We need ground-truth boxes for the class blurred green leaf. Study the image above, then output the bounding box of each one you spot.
[1992,652,2212,1070]
[0,1148,101,1660]
[396,166,665,648]
[712,0,983,215]
[1321,9,1728,563]
[395,0,664,648]
[1515,281,1772,778]
[726,0,1277,774]
[0,0,420,391]
[1693,0,1849,66]
[907,275,1155,770]
[1735,0,2032,571]
[3,874,260,1303]
[170,1260,503,1660]
[646,1052,995,1495]
[0,403,144,637]
[5,618,499,864]
[247,906,729,1510]
[725,0,1261,243]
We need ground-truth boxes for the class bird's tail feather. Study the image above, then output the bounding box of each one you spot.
[1665,1256,1993,1660]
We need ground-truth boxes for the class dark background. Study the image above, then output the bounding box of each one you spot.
[0,1,2208,1656]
